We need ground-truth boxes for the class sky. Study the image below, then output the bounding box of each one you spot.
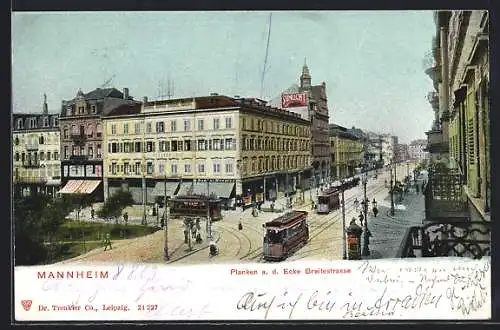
[12,11,436,143]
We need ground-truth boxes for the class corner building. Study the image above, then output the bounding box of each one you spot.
[102,95,311,208]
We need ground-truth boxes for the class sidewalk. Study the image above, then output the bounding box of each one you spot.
[363,174,427,259]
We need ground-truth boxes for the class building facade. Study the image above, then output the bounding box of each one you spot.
[408,139,429,162]
[396,143,410,162]
[102,95,312,208]
[329,124,364,179]
[58,87,138,201]
[12,95,61,197]
[267,61,331,187]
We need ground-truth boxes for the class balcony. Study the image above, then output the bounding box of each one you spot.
[425,64,442,84]
[425,129,449,154]
[70,133,87,145]
[426,91,439,110]
[397,168,490,259]
[25,144,39,151]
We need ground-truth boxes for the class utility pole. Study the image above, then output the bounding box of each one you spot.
[207,180,212,245]
[361,173,370,256]
[340,179,346,260]
[390,162,395,216]
[164,175,169,261]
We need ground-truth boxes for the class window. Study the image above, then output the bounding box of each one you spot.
[39,136,44,144]
[159,163,165,173]
[225,138,233,150]
[171,163,178,174]
[225,163,234,173]
[146,122,152,133]
[197,139,206,151]
[213,139,221,150]
[91,105,97,113]
[213,162,220,173]
[88,146,93,158]
[171,120,177,132]
[135,162,141,175]
[21,153,25,163]
[197,119,204,131]
[78,106,85,114]
[197,163,205,173]
[146,141,155,152]
[124,162,130,175]
[147,162,154,174]
[225,117,232,129]
[17,119,23,129]
[111,143,118,153]
[66,107,72,116]
[124,123,129,134]
[47,152,51,161]
[135,141,141,152]
[87,124,93,138]
[156,121,164,133]
[135,122,141,134]
[159,140,166,152]
[15,153,19,161]
[111,162,117,175]
[96,144,101,158]
[242,118,246,130]
[171,141,178,152]
[111,124,116,135]
[184,164,191,173]
[184,119,190,131]
[80,146,85,156]
[96,124,103,137]
[43,117,49,127]
[184,140,192,151]
[124,142,130,153]
[213,118,220,130]
[64,146,68,159]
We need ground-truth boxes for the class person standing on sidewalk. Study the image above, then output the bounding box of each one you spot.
[91,208,95,220]
[358,211,364,226]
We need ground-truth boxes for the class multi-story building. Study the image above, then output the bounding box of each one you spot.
[408,139,429,162]
[362,131,383,170]
[58,87,138,201]
[12,95,61,197]
[102,94,312,209]
[399,10,490,259]
[329,124,364,179]
[396,143,410,162]
[267,61,331,187]
[380,134,398,165]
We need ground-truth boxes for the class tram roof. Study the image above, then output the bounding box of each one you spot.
[264,210,307,228]
[318,187,340,196]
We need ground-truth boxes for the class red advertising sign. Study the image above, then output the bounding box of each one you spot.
[281,92,308,108]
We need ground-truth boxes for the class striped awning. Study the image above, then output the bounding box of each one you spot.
[153,181,179,197]
[58,180,100,194]
[176,182,235,198]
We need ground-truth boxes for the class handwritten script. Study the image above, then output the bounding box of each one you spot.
[15,258,490,321]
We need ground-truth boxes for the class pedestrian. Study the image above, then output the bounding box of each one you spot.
[238,221,243,230]
[354,198,359,212]
[358,211,364,226]
[104,233,112,251]
[123,212,128,225]
[90,208,95,220]
[373,206,378,217]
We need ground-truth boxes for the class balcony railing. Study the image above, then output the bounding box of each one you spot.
[70,133,87,144]
[397,167,490,259]
[25,144,39,151]
[396,221,490,259]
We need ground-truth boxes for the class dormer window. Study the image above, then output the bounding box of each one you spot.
[91,105,97,113]
[43,117,49,127]
[78,106,85,114]
[16,119,23,129]
[67,107,72,116]
[53,117,59,127]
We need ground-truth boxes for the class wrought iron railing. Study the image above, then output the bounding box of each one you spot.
[396,221,490,259]
[424,168,468,220]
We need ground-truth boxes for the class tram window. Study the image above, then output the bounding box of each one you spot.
[266,230,283,244]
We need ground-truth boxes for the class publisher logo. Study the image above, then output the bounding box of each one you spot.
[21,300,32,311]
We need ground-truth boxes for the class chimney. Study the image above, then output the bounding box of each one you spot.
[43,93,48,115]
[123,88,129,100]
[143,96,148,103]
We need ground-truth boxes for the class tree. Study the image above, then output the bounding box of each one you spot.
[14,194,72,265]
[97,189,134,224]
[61,193,93,222]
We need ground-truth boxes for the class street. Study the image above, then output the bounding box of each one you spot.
[59,163,425,265]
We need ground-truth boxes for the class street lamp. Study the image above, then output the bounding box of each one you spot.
[361,173,370,256]
[340,178,346,260]
[390,162,395,216]
[164,175,169,261]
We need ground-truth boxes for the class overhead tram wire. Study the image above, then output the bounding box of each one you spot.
[260,12,272,99]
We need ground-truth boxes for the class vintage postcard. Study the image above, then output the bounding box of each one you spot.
[12,10,491,322]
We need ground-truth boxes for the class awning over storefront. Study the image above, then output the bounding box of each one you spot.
[176,182,235,198]
[58,180,100,194]
[153,181,179,197]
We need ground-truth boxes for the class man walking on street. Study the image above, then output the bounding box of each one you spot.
[104,233,112,251]
[91,208,95,220]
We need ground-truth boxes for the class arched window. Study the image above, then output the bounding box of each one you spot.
[72,125,78,135]
[86,123,94,137]
[96,123,103,137]
[39,135,44,144]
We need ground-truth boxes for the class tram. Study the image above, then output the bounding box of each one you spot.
[317,187,340,214]
[262,210,309,261]
[169,194,223,221]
